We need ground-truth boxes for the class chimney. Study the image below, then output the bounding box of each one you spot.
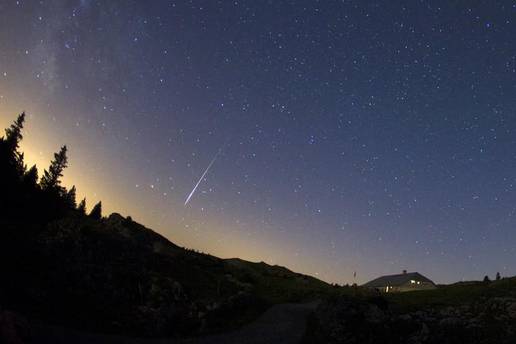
[402,270,407,274]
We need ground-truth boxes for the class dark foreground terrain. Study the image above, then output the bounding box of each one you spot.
[27,302,318,344]
[304,278,516,344]
[0,212,333,342]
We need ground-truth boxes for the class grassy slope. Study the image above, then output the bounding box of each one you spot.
[224,258,334,304]
[386,277,516,312]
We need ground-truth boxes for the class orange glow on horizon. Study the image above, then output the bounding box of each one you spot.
[1,109,350,284]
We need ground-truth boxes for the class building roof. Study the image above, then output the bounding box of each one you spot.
[363,272,435,288]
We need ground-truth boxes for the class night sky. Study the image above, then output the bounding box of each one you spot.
[1,1,516,284]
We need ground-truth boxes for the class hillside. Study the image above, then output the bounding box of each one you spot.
[0,212,334,338]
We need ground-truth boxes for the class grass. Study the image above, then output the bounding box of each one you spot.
[224,258,335,304]
[385,277,516,312]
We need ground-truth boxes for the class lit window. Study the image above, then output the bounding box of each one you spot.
[410,280,416,284]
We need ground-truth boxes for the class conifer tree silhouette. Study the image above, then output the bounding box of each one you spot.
[23,165,39,187]
[66,185,77,209]
[40,145,68,194]
[15,151,26,177]
[2,112,26,179]
[77,198,87,215]
[89,201,102,220]
[4,112,25,153]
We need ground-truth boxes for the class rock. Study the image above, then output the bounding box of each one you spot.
[439,317,463,328]
[465,317,482,330]
[420,322,430,336]
[408,322,430,344]
[399,314,412,322]
[364,304,386,324]
[414,310,427,318]
[507,302,516,319]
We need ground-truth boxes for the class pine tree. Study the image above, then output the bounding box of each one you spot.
[2,112,26,179]
[89,201,102,220]
[65,185,77,209]
[4,112,25,152]
[15,151,26,177]
[483,275,491,283]
[23,165,39,187]
[40,145,68,193]
[77,198,87,215]
[496,272,501,281]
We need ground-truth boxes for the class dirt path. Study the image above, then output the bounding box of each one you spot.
[180,301,318,344]
[32,301,319,344]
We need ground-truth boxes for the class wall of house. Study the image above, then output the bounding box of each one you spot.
[374,281,436,293]
[397,281,436,292]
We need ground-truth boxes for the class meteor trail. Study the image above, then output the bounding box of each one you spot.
[184,148,222,206]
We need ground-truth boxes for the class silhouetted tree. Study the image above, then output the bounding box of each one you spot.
[15,151,27,177]
[23,165,39,187]
[65,185,77,209]
[496,272,501,281]
[4,112,25,153]
[123,216,133,226]
[77,198,87,215]
[483,275,491,283]
[1,112,26,180]
[40,145,68,194]
[89,201,102,220]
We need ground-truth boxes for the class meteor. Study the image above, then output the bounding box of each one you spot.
[184,148,222,206]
